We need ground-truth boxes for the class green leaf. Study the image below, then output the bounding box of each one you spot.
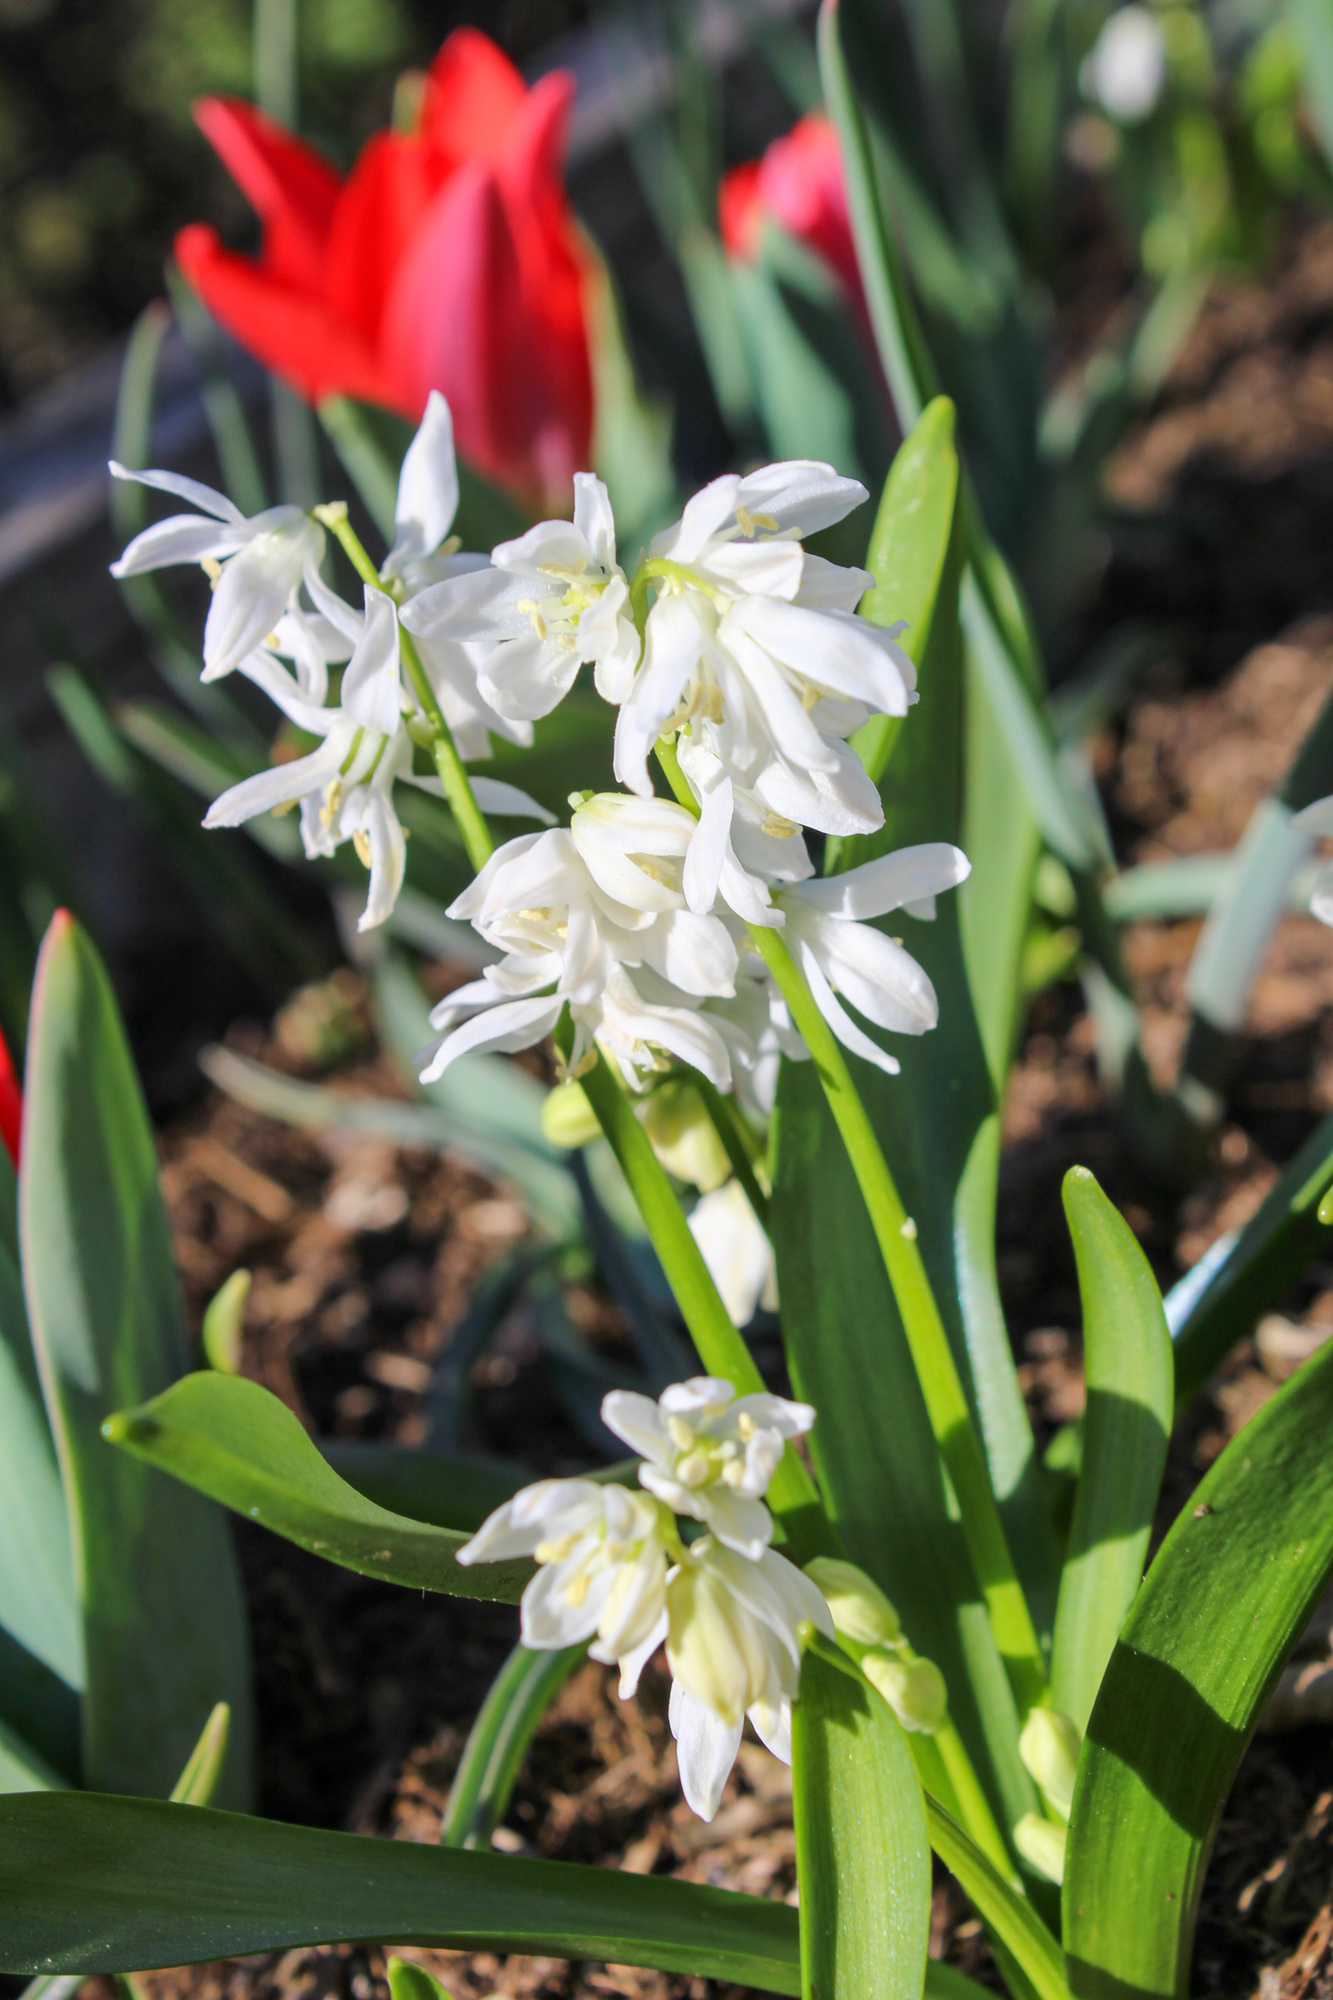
[0,1791,802,1992]
[583,238,676,547]
[104,1372,531,1604]
[1171,1110,1333,1411]
[387,1959,446,2000]
[1050,1170,1172,1733]
[1064,1334,1333,2000]
[169,1702,230,1807]
[793,1650,932,2000]
[0,1718,67,1796]
[201,1271,248,1375]
[320,1442,525,1534]
[19,915,253,1805]
[0,1236,82,1707]
[927,1796,1069,2000]
[441,1641,586,1850]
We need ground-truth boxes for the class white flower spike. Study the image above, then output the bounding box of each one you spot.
[400,472,639,724]
[110,463,326,682]
[601,1376,811,1559]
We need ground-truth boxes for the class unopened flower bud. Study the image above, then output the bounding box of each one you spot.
[863,1651,947,1733]
[804,1557,901,1648]
[1018,1707,1082,1821]
[1013,1812,1067,1885]
[638,1081,731,1192]
[541,1080,602,1149]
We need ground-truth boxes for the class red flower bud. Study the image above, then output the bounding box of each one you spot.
[0,1022,21,1168]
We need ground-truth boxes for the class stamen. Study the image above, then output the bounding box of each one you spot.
[352,827,372,869]
[666,1415,696,1452]
[515,599,548,640]
[535,1532,581,1564]
[271,799,297,818]
[760,812,800,839]
[564,1570,591,1608]
[736,1412,757,1441]
[802,683,822,711]
[735,505,756,538]
[200,556,223,585]
[320,779,343,829]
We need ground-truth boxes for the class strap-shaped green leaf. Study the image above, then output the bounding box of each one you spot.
[1172,1110,1333,1411]
[321,1442,526,1535]
[793,1651,932,2000]
[104,1372,531,1604]
[0,1791,800,1990]
[1051,1170,1172,1732]
[1064,1334,1333,2000]
[20,915,253,1806]
[442,1641,586,1850]
[927,1797,1069,2000]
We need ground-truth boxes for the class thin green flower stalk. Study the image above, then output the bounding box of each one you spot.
[653,733,1047,1717]
[313,502,494,872]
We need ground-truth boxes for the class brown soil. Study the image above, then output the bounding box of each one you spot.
[80,222,1333,2000]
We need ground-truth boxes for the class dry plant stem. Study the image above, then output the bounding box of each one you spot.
[571,1035,832,1562]
[655,735,1047,1716]
[316,505,494,871]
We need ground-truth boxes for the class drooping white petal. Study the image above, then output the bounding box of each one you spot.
[683,774,732,916]
[614,594,704,797]
[617,1612,667,1698]
[235,647,336,733]
[669,1679,743,1823]
[340,587,403,735]
[111,514,246,577]
[468,778,556,823]
[795,553,874,613]
[654,475,742,564]
[796,938,902,1077]
[735,460,868,537]
[687,1180,776,1330]
[1293,796,1333,837]
[600,1390,674,1464]
[385,391,459,574]
[573,472,618,573]
[402,564,540,643]
[724,596,915,714]
[417,993,564,1083]
[108,460,244,523]
[798,911,940,1035]
[201,513,322,681]
[203,730,349,830]
[359,784,407,932]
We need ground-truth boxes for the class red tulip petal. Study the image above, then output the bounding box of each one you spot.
[718,160,763,260]
[323,130,437,350]
[757,113,860,298]
[194,96,341,291]
[0,1022,20,1168]
[422,27,527,170]
[176,225,408,413]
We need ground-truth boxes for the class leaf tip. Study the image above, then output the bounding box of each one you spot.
[102,1407,159,1447]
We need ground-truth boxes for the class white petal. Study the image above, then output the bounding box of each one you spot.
[735,460,867,537]
[703,538,805,601]
[748,1694,793,1766]
[358,786,407,931]
[801,913,939,1034]
[683,775,731,915]
[341,587,403,734]
[638,910,738,998]
[795,554,874,613]
[600,1390,673,1464]
[467,778,556,823]
[235,648,336,733]
[109,460,243,523]
[726,597,914,712]
[789,842,971,920]
[617,1611,667,1698]
[669,1680,743,1822]
[387,390,459,571]
[402,565,548,642]
[203,732,347,828]
[614,595,704,797]
[654,475,741,564]
[202,521,315,680]
[572,473,618,572]
[797,939,901,1077]
[477,630,580,722]
[492,518,591,580]
[688,1181,774,1331]
[1293,796,1333,836]
[694,1487,775,1559]
[417,994,563,1083]
[111,514,244,577]
[1313,857,1333,926]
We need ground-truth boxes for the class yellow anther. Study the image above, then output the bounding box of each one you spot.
[720,1458,746,1489]
[352,827,372,869]
[676,1449,713,1488]
[515,599,548,640]
[735,504,756,538]
[564,1569,591,1608]
[666,1415,696,1452]
[802,682,822,711]
[438,534,461,557]
[737,1411,756,1441]
[516,907,553,922]
[634,858,675,887]
[320,779,343,829]
[760,812,800,839]
[752,511,779,532]
[270,798,297,818]
[535,1532,581,1564]
[201,555,223,584]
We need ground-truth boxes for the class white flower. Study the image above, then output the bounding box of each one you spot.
[602,1376,810,1558]
[400,473,639,725]
[666,1538,834,1820]
[1081,6,1166,123]
[613,461,914,835]
[456,1479,670,1688]
[110,463,326,682]
[687,1180,778,1328]
[418,805,746,1090]
[1291,796,1333,924]
[771,842,972,1076]
[380,390,464,594]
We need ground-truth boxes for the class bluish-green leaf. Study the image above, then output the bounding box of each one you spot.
[321,1441,525,1534]
[1065,1333,1333,2000]
[104,1372,531,1603]
[927,1796,1069,2000]
[1050,1170,1172,1733]
[793,1650,932,2000]
[19,915,253,1805]
[441,1641,586,1850]
[0,1791,800,1991]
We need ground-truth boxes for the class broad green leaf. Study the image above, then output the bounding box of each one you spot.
[319,397,528,550]
[321,1441,525,1534]
[20,915,253,1805]
[0,1718,66,1796]
[775,438,1046,1840]
[105,1372,531,1604]
[792,1651,932,2000]
[0,1236,81,1703]
[927,1797,1069,2000]
[442,1641,586,1849]
[1287,0,1333,170]
[1171,1110,1333,1411]
[1050,1170,1172,1733]
[0,1791,801,1992]
[1065,1334,1333,2000]
[0,1632,78,1791]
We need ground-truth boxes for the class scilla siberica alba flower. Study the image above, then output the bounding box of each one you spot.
[400,472,639,723]
[418,793,746,1089]
[457,1375,834,1822]
[601,1377,813,1560]
[613,462,917,838]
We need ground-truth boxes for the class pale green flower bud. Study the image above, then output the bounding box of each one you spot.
[1013,1812,1067,1885]
[666,1554,778,1728]
[1018,1707,1082,1821]
[863,1651,947,1733]
[804,1557,901,1648]
[541,1080,602,1149]
[639,1081,731,1192]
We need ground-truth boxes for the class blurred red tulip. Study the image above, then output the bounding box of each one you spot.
[177,29,594,507]
[0,1023,20,1168]
[718,113,861,302]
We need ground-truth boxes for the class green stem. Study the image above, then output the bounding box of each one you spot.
[692,1074,770,1230]
[441,1640,584,1850]
[314,503,494,873]
[934,1716,1016,1882]
[652,735,1046,1713]
[574,1037,833,1563]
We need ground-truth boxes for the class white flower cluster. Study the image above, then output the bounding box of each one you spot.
[114,395,969,1102]
[458,1375,833,1820]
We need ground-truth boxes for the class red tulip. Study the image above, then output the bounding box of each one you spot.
[177,29,594,508]
[718,113,861,303]
[0,1022,20,1168]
